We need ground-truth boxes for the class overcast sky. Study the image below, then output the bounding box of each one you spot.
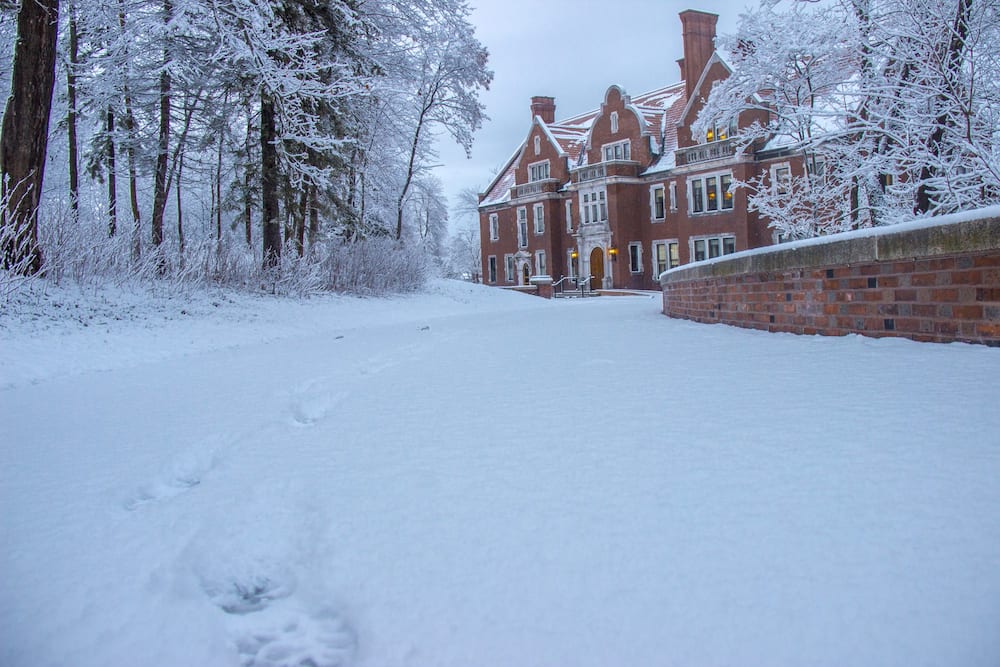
[436,0,749,228]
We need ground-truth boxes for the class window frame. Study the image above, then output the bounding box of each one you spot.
[535,249,547,276]
[533,203,544,235]
[610,111,619,134]
[517,207,528,248]
[528,159,550,183]
[487,255,497,283]
[688,171,734,215]
[690,234,737,263]
[602,139,631,162]
[488,213,499,241]
[651,185,665,221]
[628,242,643,274]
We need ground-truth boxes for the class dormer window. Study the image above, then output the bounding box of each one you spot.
[533,136,541,155]
[528,160,550,182]
[602,140,630,162]
[610,112,619,134]
[705,119,737,143]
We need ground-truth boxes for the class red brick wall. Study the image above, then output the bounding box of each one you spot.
[661,215,1000,346]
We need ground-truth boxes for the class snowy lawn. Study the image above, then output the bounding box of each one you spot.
[2,279,999,666]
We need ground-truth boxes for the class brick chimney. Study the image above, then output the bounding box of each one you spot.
[530,96,556,124]
[679,10,718,101]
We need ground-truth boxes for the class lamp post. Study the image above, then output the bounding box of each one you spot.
[571,249,580,294]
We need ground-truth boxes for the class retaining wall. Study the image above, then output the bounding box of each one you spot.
[659,210,1000,346]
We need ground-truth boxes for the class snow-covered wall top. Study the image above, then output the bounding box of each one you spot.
[661,206,1000,285]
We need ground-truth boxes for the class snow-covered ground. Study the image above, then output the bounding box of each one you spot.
[2,279,999,667]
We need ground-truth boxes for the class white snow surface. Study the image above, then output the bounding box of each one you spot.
[2,279,999,666]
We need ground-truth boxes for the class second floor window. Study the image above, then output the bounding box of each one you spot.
[602,140,630,162]
[489,214,499,241]
[651,186,665,220]
[517,208,528,247]
[528,160,550,182]
[533,204,544,234]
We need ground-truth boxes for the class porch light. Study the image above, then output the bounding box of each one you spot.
[609,247,618,260]
[571,250,578,259]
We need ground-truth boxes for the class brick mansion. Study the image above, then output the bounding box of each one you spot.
[477,9,803,291]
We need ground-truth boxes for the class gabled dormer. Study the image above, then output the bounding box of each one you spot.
[583,86,656,171]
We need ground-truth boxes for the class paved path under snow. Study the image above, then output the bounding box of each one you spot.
[2,281,999,666]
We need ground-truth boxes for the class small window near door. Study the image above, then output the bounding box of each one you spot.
[628,242,642,273]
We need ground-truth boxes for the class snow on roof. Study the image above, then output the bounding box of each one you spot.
[479,81,690,204]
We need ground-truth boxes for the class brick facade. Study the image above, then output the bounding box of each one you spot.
[478,10,798,291]
[660,213,1000,346]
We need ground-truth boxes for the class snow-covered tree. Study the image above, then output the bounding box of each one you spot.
[696,0,1000,238]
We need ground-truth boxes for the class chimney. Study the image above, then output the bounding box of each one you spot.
[679,10,718,101]
[530,96,556,124]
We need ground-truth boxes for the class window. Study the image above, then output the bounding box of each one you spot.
[504,254,515,282]
[565,200,573,233]
[669,181,677,211]
[602,140,631,162]
[533,136,541,155]
[691,235,736,262]
[651,185,665,220]
[772,164,791,195]
[628,242,642,273]
[488,213,499,241]
[517,208,528,247]
[535,250,546,276]
[807,156,826,184]
[706,176,718,211]
[653,242,669,277]
[610,111,619,134]
[652,240,679,276]
[579,188,607,224]
[689,172,734,214]
[705,118,737,143]
[533,203,544,234]
[528,160,550,182]
[488,256,497,283]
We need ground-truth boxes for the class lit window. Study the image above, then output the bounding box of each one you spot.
[721,174,733,209]
[707,176,718,211]
[689,173,733,214]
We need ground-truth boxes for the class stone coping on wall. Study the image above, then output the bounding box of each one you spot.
[660,205,1000,286]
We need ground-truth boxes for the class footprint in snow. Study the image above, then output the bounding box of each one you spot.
[289,379,347,427]
[123,442,221,511]
[234,606,356,667]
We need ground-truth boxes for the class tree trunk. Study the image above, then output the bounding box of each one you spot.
[244,110,253,247]
[151,0,172,248]
[915,0,972,214]
[66,0,80,222]
[176,149,184,256]
[106,107,118,236]
[118,3,141,260]
[215,132,223,242]
[261,91,280,266]
[307,184,319,251]
[0,0,60,274]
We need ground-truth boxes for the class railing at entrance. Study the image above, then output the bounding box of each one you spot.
[553,275,598,297]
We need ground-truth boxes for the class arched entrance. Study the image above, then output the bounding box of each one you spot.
[589,247,605,290]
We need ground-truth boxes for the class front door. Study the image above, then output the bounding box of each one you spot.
[589,247,605,290]
[522,264,531,285]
